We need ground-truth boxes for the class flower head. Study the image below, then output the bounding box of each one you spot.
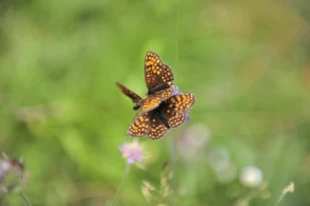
[0,153,28,197]
[0,160,11,181]
[171,86,182,96]
[185,115,190,122]
[119,141,144,165]
[240,166,263,188]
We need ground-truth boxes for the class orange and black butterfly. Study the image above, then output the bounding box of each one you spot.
[117,51,196,139]
[127,93,195,139]
[116,51,174,112]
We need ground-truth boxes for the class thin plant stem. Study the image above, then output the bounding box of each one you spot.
[275,193,286,206]
[19,192,31,206]
[169,130,178,206]
[171,0,180,189]
[111,164,130,206]
[170,130,177,189]
[175,0,180,79]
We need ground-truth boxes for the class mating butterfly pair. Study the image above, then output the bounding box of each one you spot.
[117,51,195,140]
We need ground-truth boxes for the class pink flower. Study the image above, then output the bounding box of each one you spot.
[119,141,144,165]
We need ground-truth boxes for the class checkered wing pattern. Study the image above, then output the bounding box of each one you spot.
[144,51,174,92]
[148,113,169,140]
[116,82,142,103]
[141,87,174,112]
[127,112,150,137]
[161,93,196,128]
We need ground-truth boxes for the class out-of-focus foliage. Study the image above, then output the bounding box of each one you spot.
[0,0,309,205]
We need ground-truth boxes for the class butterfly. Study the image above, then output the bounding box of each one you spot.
[127,93,195,139]
[117,51,196,139]
[116,51,174,112]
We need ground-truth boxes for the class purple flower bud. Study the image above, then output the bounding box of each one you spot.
[185,115,190,122]
[171,86,182,96]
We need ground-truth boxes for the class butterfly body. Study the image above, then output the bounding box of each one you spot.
[155,107,170,129]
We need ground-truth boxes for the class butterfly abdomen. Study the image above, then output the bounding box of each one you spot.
[133,102,142,110]
[155,108,170,129]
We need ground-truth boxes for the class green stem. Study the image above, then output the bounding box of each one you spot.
[170,131,177,189]
[169,130,178,206]
[175,0,180,78]
[111,164,130,206]
[19,192,31,206]
[171,0,180,187]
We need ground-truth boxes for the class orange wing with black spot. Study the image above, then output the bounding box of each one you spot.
[116,82,142,103]
[161,93,196,128]
[141,87,174,112]
[144,51,174,93]
[127,112,150,137]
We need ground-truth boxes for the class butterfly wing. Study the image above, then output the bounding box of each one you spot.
[116,82,142,103]
[161,93,196,128]
[148,112,169,140]
[127,112,151,137]
[144,51,174,93]
[141,87,174,112]
[127,94,195,139]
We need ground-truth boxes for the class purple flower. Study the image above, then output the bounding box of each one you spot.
[0,154,28,196]
[171,86,182,96]
[185,115,190,122]
[0,160,11,181]
[119,141,144,165]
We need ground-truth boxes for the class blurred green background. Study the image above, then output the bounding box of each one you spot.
[0,0,310,205]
